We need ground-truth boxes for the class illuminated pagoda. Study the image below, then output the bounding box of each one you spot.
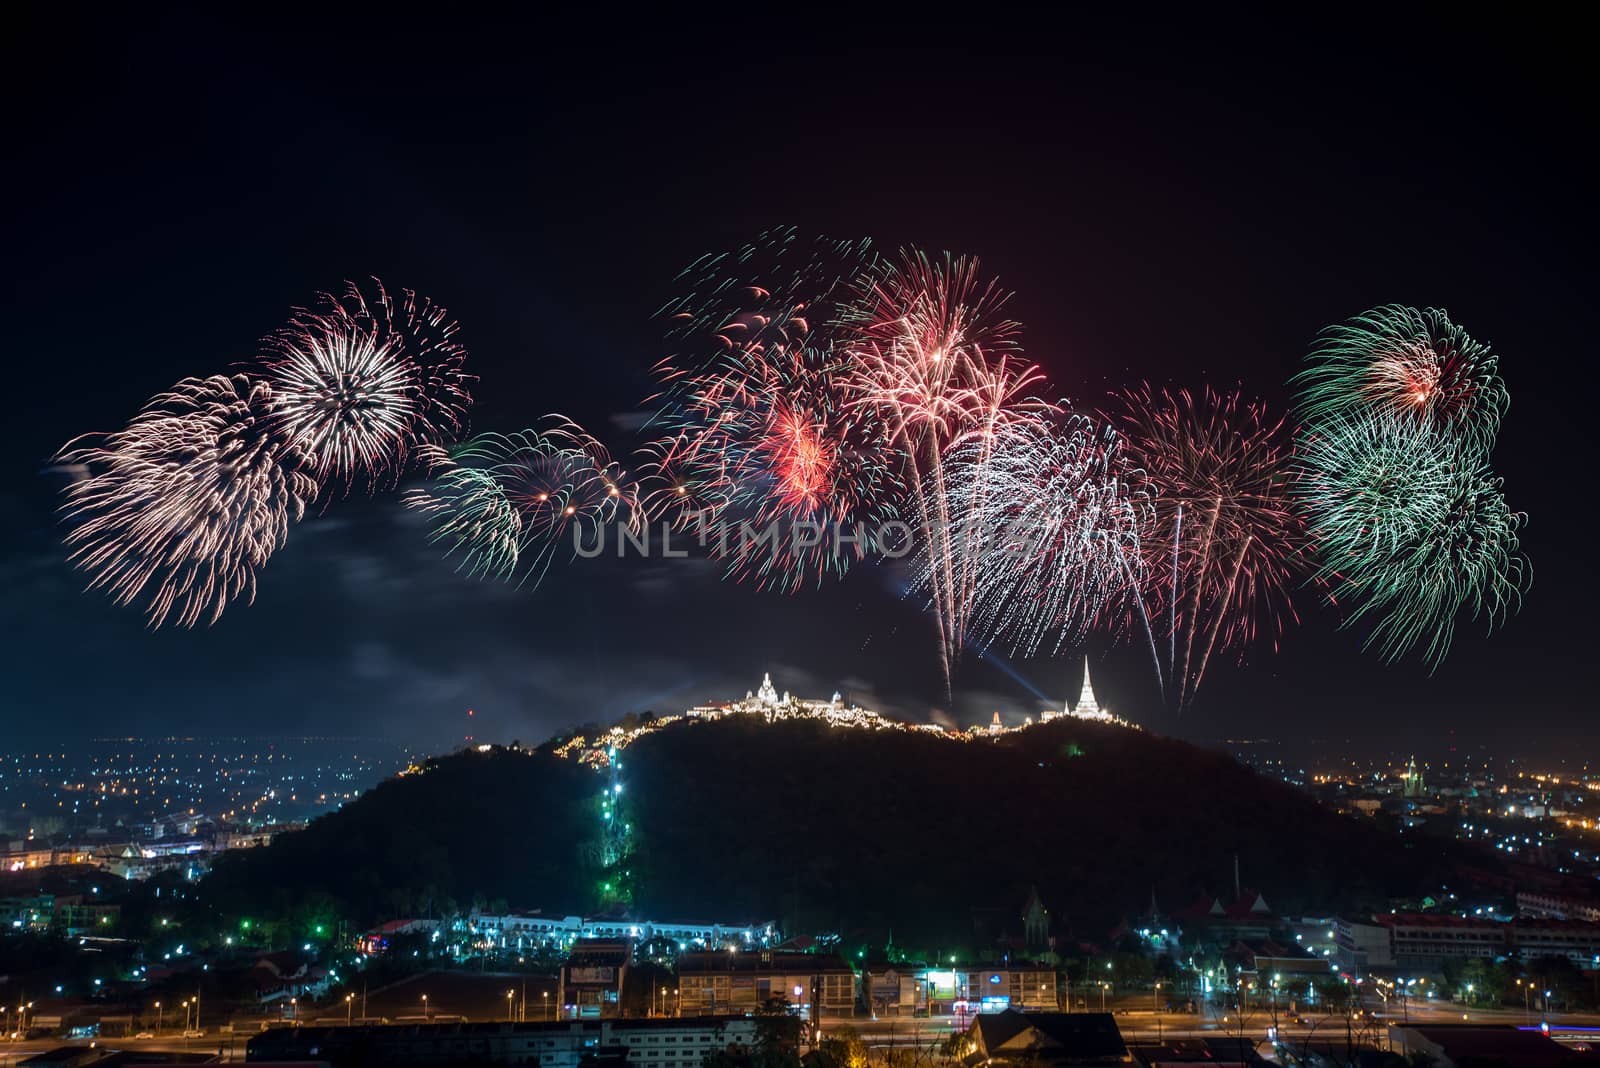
[1042,659,1114,724]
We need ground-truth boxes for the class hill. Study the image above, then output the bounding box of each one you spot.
[205,717,1490,950]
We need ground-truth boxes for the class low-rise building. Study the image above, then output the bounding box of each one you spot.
[248,1015,764,1068]
[559,939,631,1018]
[467,910,777,952]
[1335,912,1600,972]
[1373,914,1502,970]
[865,965,929,1017]
[1507,919,1600,967]
[1517,889,1600,924]
[676,951,856,1017]
[963,1010,1127,1066]
[923,965,1059,1014]
[1389,1023,1574,1068]
[51,895,120,936]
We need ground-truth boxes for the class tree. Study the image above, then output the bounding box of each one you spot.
[819,1027,867,1068]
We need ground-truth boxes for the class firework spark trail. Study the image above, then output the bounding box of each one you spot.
[402,445,523,581]
[1293,306,1527,668]
[1293,304,1506,460]
[262,300,419,488]
[332,278,476,447]
[642,231,896,591]
[641,344,899,591]
[405,420,638,589]
[654,226,876,372]
[839,251,1054,687]
[56,374,317,627]
[1295,409,1527,667]
[920,411,1152,659]
[1108,385,1307,714]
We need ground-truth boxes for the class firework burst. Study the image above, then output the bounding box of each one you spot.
[642,230,894,590]
[840,251,1054,685]
[1294,306,1527,668]
[1108,386,1307,713]
[921,411,1152,658]
[1294,305,1506,459]
[1295,411,1527,667]
[262,301,418,487]
[56,374,317,627]
[656,226,876,372]
[405,420,636,588]
[642,344,899,591]
[331,278,476,446]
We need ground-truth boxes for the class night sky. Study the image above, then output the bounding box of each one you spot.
[3,12,1589,752]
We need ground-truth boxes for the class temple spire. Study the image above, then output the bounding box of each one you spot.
[1072,660,1100,718]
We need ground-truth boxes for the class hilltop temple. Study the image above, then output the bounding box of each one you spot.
[683,673,934,734]
[1040,661,1117,725]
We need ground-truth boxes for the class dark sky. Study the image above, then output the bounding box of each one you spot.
[3,11,1590,753]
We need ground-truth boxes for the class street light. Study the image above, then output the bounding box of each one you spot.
[508,989,515,1022]
[422,994,430,1021]
[543,991,550,1020]
[156,1001,163,1036]
[346,993,355,1026]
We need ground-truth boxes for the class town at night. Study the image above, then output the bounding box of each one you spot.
[2,9,1590,1068]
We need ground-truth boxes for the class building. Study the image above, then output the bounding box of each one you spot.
[1373,914,1502,970]
[247,1015,763,1068]
[1507,919,1600,967]
[865,965,929,1018]
[675,950,856,1018]
[467,911,776,953]
[1336,912,1600,971]
[1332,918,1394,970]
[962,1010,1128,1066]
[1174,891,1277,945]
[1517,889,1600,924]
[1402,756,1426,799]
[924,965,1060,1014]
[0,893,54,931]
[1388,1023,1575,1068]
[1127,1039,1268,1066]
[558,939,631,1018]
[51,895,120,936]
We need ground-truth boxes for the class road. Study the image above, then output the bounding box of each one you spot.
[6,1000,1600,1064]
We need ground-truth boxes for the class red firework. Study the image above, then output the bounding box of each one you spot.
[1106,385,1308,713]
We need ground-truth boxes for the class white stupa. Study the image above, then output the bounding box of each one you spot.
[1043,660,1113,723]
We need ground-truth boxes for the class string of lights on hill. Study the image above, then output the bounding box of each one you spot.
[549,667,1135,771]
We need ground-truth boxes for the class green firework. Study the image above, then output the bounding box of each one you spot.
[1294,305,1507,461]
[1296,412,1527,668]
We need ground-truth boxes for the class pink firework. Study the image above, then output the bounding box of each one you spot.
[56,374,317,627]
[1107,385,1308,713]
[839,251,1055,685]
